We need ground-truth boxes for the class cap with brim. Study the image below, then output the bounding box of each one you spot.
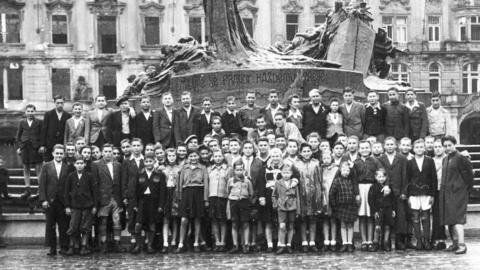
[116,95,129,106]
[184,134,198,144]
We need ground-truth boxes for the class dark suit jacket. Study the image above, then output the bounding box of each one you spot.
[406,102,429,140]
[383,101,410,140]
[339,101,365,138]
[173,106,201,144]
[221,110,243,138]
[121,158,144,202]
[131,170,167,209]
[193,111,221,143]
[91,159,122,207]
[302,103,328,138]
[153,107,174,148]
[41,109,71,149]
[64,116,90,144]
[249,158,266,205]
[260,105,285,130]
[38,161,69,205]
[405,156,437,196]
[134,111,155,145]
[16,118,42,149]
[64,171,97,209]
[108,110,134,147]
[378,153,407,196]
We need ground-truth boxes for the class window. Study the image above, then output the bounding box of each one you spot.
[396,16,407,43]
[429,63,441,93]
[458,16,480,41]
[382,15,408,43]
[286,14,298,41]
[391,63,409,83]
[459,17,467,41]
[51,69,71,100]
[242,17,254,38]
[5,65,23,100]
[0,13,21,43]
[144,16,160,45]
[51,14,68,44]
[382,16,393,39]
[98,67,117,100]
[428,16,440,42]
[472,16,480,40]
[189,16,207,44]
[463,63,479,94]
[97,16,117,54]
[314,14,326,27]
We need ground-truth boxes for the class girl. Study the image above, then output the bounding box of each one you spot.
[286,94,303,132]
[112,147,122,162]
[329,161,359,253]
[284,139,299,165]
[80,146,92,172]
[161,148,181,253]
[176,150,209,253]
[176,143,188,166]
[321,152,339,252]
[294,143,323,252]
[91,145,102,161]
[326,98,344,147]
[208,150,231,252]
[154,146,166,171]
[319,140,331,156]
[332,142,345,166]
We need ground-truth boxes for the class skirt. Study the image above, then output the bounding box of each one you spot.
[333,203,358,223]
[136,195,161,225]
[20,141,42,165]
[358,183,372,217]
[179,186,205,218]
[209,196,227,221]
[258,188,276,223]
[164,187,179,218]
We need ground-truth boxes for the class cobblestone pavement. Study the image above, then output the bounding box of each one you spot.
[1,240,480,270]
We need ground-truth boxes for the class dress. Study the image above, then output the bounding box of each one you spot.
[162,164,181,218]
[329,175,359,223]
[294,158,323,217]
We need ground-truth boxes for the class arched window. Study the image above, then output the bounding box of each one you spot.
[391,63,409,83]
[462,63,479,94]
[429,63,441,93]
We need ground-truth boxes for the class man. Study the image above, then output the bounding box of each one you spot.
[261,89,284,130]
[39,144,69,255]
[383,87,410,140]
[221,96,243,138]
[238,91,262,135]
[194,97,221,144]
[274,112,305,143]
[134,95,155,146]
[302,89,328,139]
[87,95,112,147]
[427,92,450,140]
[64,102,90,144]
[173,91,201,145]
[405,89,428,141]
[248,115,269,143]
[92,144,123,253]
[40,95,71,161]
[153,92,175,148]
[339,87,365,139]
[108,96,134,147]
[431,139,447,250]
[364,90,386,142]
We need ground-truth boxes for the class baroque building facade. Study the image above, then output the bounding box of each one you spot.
[0,0,480,143]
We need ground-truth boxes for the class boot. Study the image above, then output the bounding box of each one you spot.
[421,211,432,251]
[395,234,406,250]
[79,245,89,256]
[111,240,123,253]
[146,232,155,254]
[411,210,423,250]
[66,238,75,256]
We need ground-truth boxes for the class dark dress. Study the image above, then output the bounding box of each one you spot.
[329,174,359,223]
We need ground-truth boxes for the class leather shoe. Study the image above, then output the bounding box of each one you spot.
[276,246,286,255]
[347,244,355,253]
[455,244,467,255]
[339,244,348,253]
[434,242,446,250]
[446,244,459,252]
[146,245,155,254]
[80,246,89,256]
[47,247,57,256]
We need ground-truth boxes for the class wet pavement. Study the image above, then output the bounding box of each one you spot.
[0,240,479,270]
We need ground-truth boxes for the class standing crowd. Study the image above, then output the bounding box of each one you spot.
[3,86,473,256]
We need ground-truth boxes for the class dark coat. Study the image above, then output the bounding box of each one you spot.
[339,101,365,138]
[40,109,71,149]
[64,171,97,209]
[133,111,155,145]
[16,118,42,149]
[368,182,396,213]
[152,107,174,148]
[131,170,167,209]
[302,103,328,138]
[406,102,429,140]
[193,111,221,143]
[122,158,144,201]
[352,156,383,184]
[91,159,123,207]
[383,101,410,140]
[405,156,437,197]
[107,111,134,147]
[173,106,201,144]
[364,105,386,136]
[38,161,69,205]
[249,158,266,205]
[439,151,474,225]
[221,110,243,138]
[261,105,285,130]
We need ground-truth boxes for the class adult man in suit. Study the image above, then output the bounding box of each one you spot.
[405,89,429,141]
[261,89,285,130]
[87,95,111,147]
[153,92,175,148]
[64,102,90,144]
[194,96,221,144]
[91,143,123,253]
[108,96,134,147]
[40,95,71,161]
[38,144,70,256]
[302,89,328,139]
[133,95,155,146]
[384,87,410,140]
[339,87,365,139]
[173,91,201,145]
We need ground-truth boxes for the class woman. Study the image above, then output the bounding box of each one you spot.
[439,135,473,255]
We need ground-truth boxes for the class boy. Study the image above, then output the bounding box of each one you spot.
[207,116,226,143]
[74,137,87,154]
[64,102,89,145]
[145,143,155,156]
[364,90,386,142]
[372,142,384,158]
[273,112,305,144]
[332,142,345,165]
[272,164,300,255]
[399,137,414,160]
[425,135,435,158]
[306,132,321,160]
[221,96,243,138]
[227,138,242,166]
[221,137,230,154]
[248,115,268,143]
[64,156,97,255]
[404,139,437,250]
[228,160,254,254]
[405,89,428,141]
[194,97,221,144]
[431,139,447,250]
[275,135,287,152]
[344,136,359,163]
[256,137,270,165]
[39,144,69,256]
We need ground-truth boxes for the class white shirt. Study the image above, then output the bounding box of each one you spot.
[56,110,63,121]
[267,104,282,118]
[202,110,212,124]
[386,153,395,165]
[288,109,302,119]
[312,104,320,114]
[27,119,33,127]
[415,155,424,172]
[121,112,130,134]
[143,110,151,120]
[77,173,83,179]
[54,161,62,178]
[131,155,144,168]
[73,117,82,130]
[329,112,340,124]
[345,103,353,114]
[164,106,173,123]
[242,156,253,178]
[184,106,192,118]
[405,100,420,111]
[97,109,103,121]
[106,161,114,179]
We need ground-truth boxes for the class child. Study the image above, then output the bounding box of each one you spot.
[91,145,102,161]
[228,160,254,254]
[145,143,155,156]
[284,139,299,165]
[368,168,396,251]
[366,136,377,146]
[372,142,384,158]
[256,137,270,165]
[319,140,331,155]
[112,147,122,162]
[329,161,359,253]
[286,94,303,132]
[404,139,437,250]
[266,132,277,149]
[275,135,287,152]
[208,116,226,142]
[176,143,188,165]
[321,152,339,252]
[345,136,359,162]
[306,132,321,161]
[226,138,242,167]
[332,142,345,165]
[132,153,167,254]
[336,134,348,148]
[221,137,230,154]
[272,164,300,255]
[199,145,212,167]
[399,137,414,160]
[15,104,43,199]
[161,148,181,253]
[74,137,87,154]
[64,102,89,144]
[154,146,166,170]
[176,150,209,253]
[295,143,323,252]
[326,98,344,146]
[64,156,97,255]
[207,138,221,152]
[221,96,243,138]
[425,135,435,157]
[208,150,230,252]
